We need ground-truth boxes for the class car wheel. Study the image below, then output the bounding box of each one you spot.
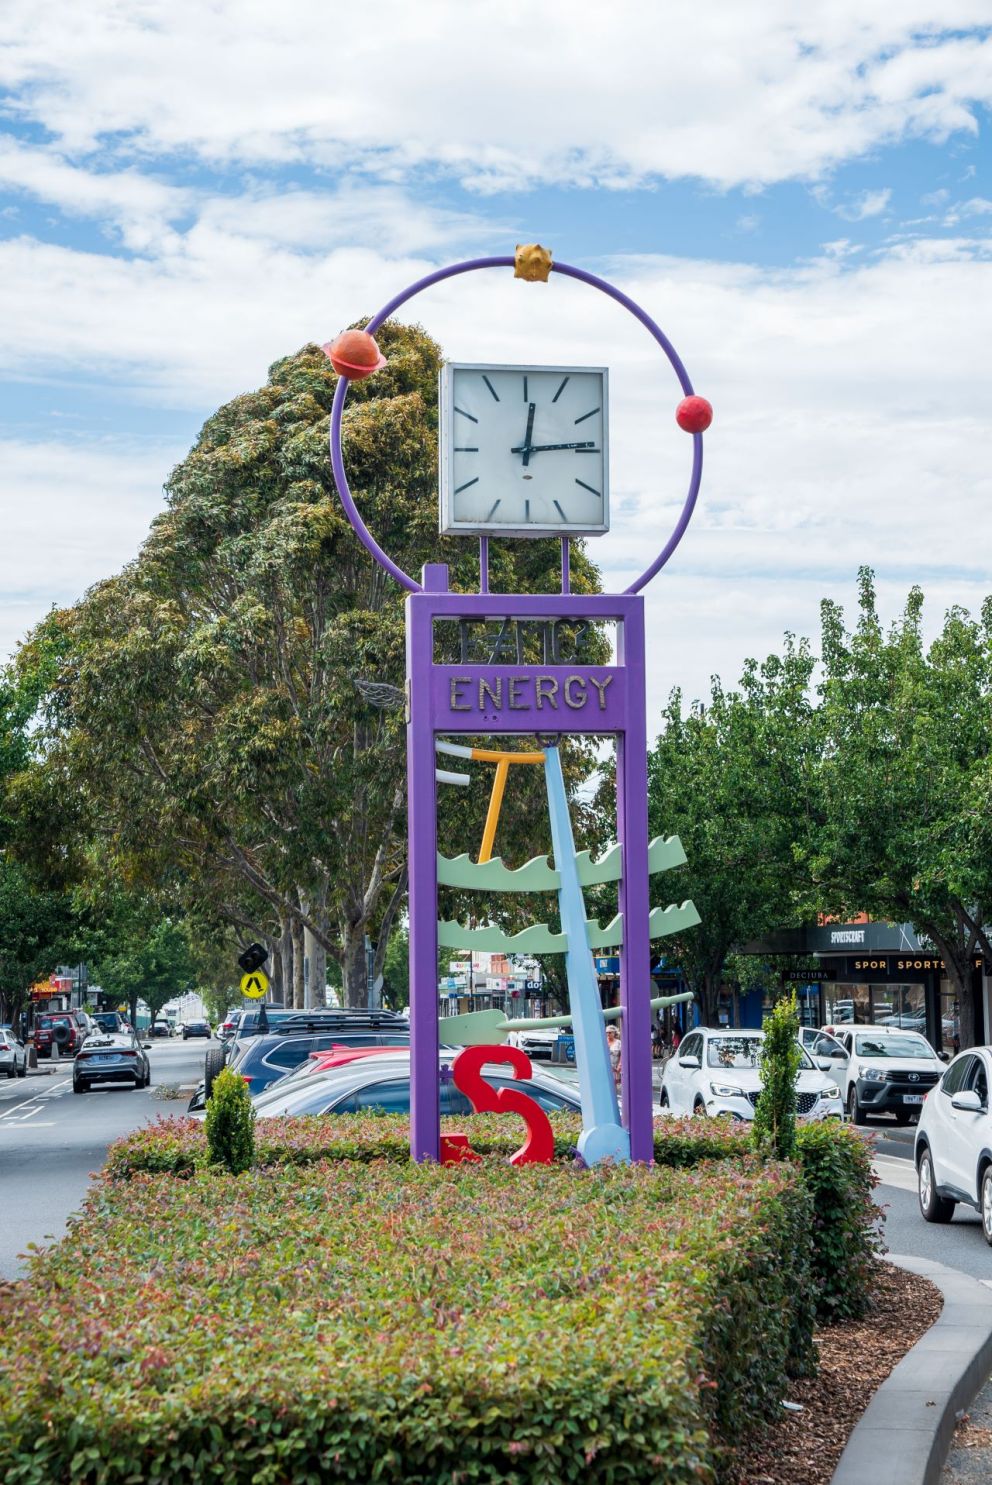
[918,1148,955,1223]
[203,1045,226,1100]
[981,1168,992,1248]
[72,1081,87,1094]
[5,1065,14,1080]
[692,1098,706,1117]
[16,1060,26,1078]
[847,1086,867,1126]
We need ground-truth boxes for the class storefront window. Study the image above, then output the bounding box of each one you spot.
[824,982,927,1033]
[940,981,960,1058]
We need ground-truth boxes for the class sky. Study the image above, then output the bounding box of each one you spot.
[1,2,990,726]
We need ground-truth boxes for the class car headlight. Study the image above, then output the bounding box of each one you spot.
[823,1085,840,1099]
[861,1067,886,1082]
[709,1082,744,1098]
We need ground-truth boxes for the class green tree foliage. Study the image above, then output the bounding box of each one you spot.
[0,861,74,1030]
[205,1066,255,1175]
[84,904,196,1028]
[644,637,818,1024]
[810,569,992,1045]
[752,992,801,1160]
[22,327,603,1007]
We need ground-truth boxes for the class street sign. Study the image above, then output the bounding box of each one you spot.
[240,970,269,999]
[237,942,269,974]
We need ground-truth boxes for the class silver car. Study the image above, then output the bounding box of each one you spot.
[0,1028,28,1079]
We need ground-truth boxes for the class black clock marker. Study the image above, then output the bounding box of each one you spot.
[574,447,600,453]
[523,375,528,402]
[575,478,601,497]
[482,375,500,401]
[554,500,567,521]
[574,406,600,424]
[552,375,569,403]
[485,499,501,521]
[454,446,479,452]
[525,499,530,521]
[454,406,478,422]
[455,477,479,494]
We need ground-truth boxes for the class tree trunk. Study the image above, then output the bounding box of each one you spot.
[342,923,367,1008]
[305,925,327,1010]
[291,916,306,1010]
[926,919,977,1049]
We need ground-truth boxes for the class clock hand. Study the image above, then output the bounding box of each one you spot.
[510,440,597,453]
[520,402,536,467]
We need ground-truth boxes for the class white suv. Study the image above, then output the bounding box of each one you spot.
[915,1047,992,1245]
[659,1028,843,1122]
[826,1025,944,1125]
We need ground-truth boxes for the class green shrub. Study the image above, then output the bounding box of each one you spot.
[753,992,801,1159]
[0,1159,813,1484]
[205,1066,255,1174]
[106,1110,878,1322]
[795,1119,884,1319]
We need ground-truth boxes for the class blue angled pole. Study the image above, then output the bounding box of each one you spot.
[543,745,629,1165]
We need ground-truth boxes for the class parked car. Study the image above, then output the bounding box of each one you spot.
[73,1032,151,1092]
[0,1028,28,1078]
[799,1027,849,1068]
[187,1021,414,1110]
[659,1028,843,1122]
[216,1009,242,1044]
[32,1010,90,1059]
[506,1028,558,1060]
[182,1020,211,1040]
[149,1020,174,1038]
[826,1025,945,1125]
[90,1011,129,1036]
[240,1051,583,1121]
[915,1046,992,1244]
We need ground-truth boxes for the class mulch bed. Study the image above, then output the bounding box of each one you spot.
[731,1262,943,1485]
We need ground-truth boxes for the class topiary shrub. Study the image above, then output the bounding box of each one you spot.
[753,991,801,1160]
[205,1067,255,1175]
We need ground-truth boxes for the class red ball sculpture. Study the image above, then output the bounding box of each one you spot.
[322,329,387,380]
[675,395,713,433]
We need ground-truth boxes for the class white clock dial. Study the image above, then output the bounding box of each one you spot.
[439,363,609,537]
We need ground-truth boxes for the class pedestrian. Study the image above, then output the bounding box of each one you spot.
[671,1025,682,1053]
[606,1024,622,1090]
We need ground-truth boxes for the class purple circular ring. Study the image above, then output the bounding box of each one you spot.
[328,255,704,595]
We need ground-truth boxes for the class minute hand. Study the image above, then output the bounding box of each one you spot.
[510,440,597,453]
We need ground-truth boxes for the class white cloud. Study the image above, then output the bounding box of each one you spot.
[0,437,180,661]
[1,3,990,190]
[835,187,892,221]
[1,227,989,720]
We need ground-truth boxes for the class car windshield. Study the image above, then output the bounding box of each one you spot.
[706,1036,762,1069]
[855,1034,932,1059]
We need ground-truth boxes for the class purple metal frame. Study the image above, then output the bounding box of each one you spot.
[406,573,654,1162]
[328,255,706,1165]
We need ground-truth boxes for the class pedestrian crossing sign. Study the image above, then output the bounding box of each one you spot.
[240,970,269,999]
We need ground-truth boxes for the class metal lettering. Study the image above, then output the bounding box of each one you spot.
[508,677,528,710]
[479,678,502,709]
[450,677,471,711]
[535,676,559,709]
[589,674,614,710]
[564,676,587,709]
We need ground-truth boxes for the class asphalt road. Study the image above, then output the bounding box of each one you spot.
[0,1037,211,1280]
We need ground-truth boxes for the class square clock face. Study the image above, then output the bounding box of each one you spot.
[439,363,609,537]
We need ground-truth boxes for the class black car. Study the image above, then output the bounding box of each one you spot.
[90,1011,129,1036]
[182,1020,211,1039]
[73,1033,151,1092]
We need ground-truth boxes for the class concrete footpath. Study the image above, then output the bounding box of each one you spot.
[832,1255,992,1485]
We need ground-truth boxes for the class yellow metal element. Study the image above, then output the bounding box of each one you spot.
[514,243,553,281]
[479,758,509,863]
[469,746,545,765]
[469,746,545,863]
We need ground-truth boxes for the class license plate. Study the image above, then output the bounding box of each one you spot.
[903,1093,924,1105]
[88,1056,116,1066]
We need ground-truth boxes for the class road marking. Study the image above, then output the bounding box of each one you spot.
[0,1121,55,1129]
[873,1155,918,1193]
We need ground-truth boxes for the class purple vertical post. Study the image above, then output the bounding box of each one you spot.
[616,598,653,1162]
[407,564,446,1161]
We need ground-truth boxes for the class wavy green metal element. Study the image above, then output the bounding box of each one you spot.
[437,852,560,891]
[437,920,567,953]
[437,897,700,954]
[436,833,688,892]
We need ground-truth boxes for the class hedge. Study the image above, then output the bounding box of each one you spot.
[104,1112,880,1320]
[0,1157,813,1485]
